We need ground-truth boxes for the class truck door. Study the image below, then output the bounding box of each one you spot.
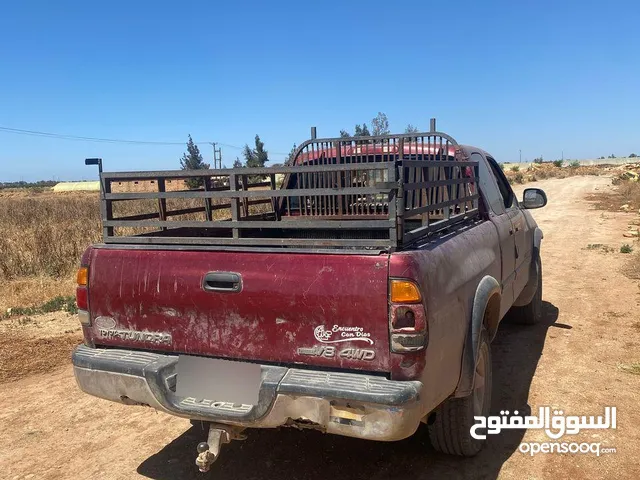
[472,152,516,318]
[484,156,531,300]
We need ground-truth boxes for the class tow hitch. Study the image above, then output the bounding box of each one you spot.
[195,423,246,473]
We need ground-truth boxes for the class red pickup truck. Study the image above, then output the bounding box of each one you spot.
[73,123,547,472]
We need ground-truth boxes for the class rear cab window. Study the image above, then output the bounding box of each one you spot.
[473,152,505,215]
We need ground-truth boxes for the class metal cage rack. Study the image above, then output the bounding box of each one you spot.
[87,123,480,252]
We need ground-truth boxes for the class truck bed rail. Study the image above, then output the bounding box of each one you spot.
[90,129,480,251]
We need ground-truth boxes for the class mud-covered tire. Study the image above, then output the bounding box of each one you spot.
[512,257,542,325]
[428,329,492,456]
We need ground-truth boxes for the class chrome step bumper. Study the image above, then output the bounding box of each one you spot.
[72,345,424,441]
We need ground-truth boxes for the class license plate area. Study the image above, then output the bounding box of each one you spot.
[176,356,261,405]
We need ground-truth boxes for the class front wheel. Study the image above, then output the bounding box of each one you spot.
[427,329,492,456]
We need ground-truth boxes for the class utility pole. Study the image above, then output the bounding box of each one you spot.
[519,149,522,163]
[210,142,223,169]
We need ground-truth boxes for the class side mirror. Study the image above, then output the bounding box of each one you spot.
[522,188,547,209]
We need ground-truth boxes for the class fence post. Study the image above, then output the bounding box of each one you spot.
[230,172,240,238]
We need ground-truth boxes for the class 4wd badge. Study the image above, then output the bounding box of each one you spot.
[297,346,376,361]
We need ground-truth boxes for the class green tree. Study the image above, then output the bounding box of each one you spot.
[371,112,390,136]
[243,135,269,182]
[232,157,244,168]
[341,113,391,137]
[629,153,637,158]
[404,124,419,134]
[354,124,371,137]
[243,135,269,168]
[285,144,297,164]
[179,135,209,188]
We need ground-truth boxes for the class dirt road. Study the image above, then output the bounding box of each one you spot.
[1,176,639,480]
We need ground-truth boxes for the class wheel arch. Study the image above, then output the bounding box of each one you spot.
[453,275,501,398]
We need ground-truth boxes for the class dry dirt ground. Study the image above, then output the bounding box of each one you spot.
[1,175,639,480]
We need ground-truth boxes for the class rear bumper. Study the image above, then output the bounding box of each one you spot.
[72,345,424,441]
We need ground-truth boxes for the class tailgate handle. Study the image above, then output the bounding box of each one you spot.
[203,272,242,293]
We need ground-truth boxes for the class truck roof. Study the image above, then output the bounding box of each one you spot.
[293,142,459,164]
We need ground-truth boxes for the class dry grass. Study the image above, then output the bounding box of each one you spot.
[0,192,102,279]
[618,362,640,375]
[611,179,640,210]
[0,277,76,313]
[586,176,640,281]
[623,254,640,280]
[0,186,273,311]
[587,175,640,213]
[0,191,100,310]
[503,163,606,185]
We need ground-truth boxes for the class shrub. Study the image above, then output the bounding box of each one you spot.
[510,165,520,172]
[621,244,634,254]
[553,160,564,168]
[4,295,77,318]
[569,160,580,168]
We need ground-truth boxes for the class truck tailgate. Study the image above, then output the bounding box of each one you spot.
[86,248,391,373]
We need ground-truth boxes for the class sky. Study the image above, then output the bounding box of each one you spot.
[0,0,639,182]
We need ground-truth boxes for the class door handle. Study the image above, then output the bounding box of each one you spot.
[202,272,242,293]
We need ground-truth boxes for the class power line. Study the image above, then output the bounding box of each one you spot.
[0,125,189,145]
[0,125,290,155]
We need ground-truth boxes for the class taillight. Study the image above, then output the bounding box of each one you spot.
[390,280,422,303]
[389,279,428,353]
[77,266,88,286]
[76,266,90,325]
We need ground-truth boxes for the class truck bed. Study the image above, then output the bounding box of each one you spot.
[90,131,480,252]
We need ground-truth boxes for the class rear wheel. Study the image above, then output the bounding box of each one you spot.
[512,257,542,325]
[428,329,492,456]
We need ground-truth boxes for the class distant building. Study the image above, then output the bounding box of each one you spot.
[52,181,101,192]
